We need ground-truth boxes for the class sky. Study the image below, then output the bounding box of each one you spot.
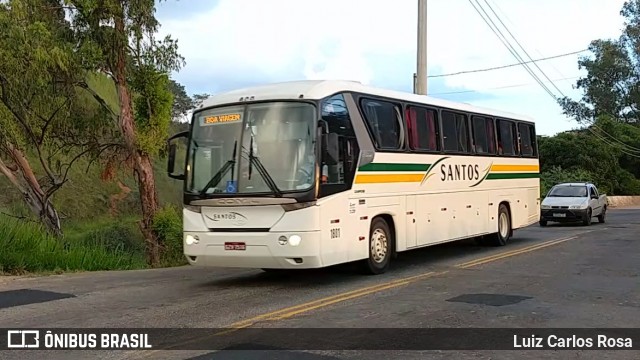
[155,0,628,136]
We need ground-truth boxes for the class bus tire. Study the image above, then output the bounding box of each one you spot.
[489,204,511,246]
[361,217,392,275]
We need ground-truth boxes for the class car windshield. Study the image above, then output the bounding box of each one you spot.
[548,186,588,197]
[186,101,317,195]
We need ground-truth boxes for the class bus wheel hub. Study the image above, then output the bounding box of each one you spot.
[371,229,387,263]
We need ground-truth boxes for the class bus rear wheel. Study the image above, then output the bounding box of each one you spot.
[361,217,391,275]
[488,204,511,246]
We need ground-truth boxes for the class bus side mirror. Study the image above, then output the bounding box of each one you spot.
[167,131,188,180]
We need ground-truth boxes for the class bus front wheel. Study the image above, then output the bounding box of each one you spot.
[361,217,392,275]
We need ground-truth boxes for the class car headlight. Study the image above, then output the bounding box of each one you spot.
[541,205,551,209]
[569,204,584,209]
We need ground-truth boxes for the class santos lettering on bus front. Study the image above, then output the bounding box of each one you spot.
[204,113,241,124]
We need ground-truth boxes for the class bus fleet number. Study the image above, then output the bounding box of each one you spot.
[330,228,341,239]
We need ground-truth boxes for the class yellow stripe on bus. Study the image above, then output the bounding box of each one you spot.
[354,174,424,184]
[490,164,539,172]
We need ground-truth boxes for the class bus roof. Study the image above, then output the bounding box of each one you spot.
[197,80,536,123]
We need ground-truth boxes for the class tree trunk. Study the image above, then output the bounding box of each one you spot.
[113,14,162,266]
[0,156,62,237]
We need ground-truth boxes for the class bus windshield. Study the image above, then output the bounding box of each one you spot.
[186,101,317,196]
[547,186,587,197]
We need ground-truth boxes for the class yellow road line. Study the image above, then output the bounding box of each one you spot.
[456,235,578,269]
[133,270,445,357]
[133,233,586,358]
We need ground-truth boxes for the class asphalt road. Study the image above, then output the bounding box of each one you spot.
[1,207,639,360]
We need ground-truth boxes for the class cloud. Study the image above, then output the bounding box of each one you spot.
[157,0,628,135]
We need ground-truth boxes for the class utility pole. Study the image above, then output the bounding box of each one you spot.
[415,0,428,95]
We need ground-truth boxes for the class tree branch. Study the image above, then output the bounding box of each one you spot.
[75,81,120,121]
[39,97,70,145]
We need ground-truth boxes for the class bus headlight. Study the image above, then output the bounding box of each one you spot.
[185,234,199,245]
[289,235,301,247]
[278,235,301,246]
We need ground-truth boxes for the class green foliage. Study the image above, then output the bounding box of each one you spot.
[152,204,186,267]
[132,67,174,155]
[553,0,640,196]
[168,79,194,119]
[540,166,598,197]
[0,214,147,274]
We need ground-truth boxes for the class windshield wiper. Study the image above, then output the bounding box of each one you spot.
[200,140,237,195]
[244,136,283,197]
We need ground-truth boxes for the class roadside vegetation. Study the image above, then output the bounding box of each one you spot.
[1,0,640,274]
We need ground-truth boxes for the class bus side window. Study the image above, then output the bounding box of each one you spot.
[321,94,358,186]
[442,111,469,153]
[360,98,402,150]
[472,115,496,155]
[406,105,439,152]
[496,119,517,156]
[518,122,536,157]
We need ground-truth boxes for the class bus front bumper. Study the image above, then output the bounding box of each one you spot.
[182,230,323,269]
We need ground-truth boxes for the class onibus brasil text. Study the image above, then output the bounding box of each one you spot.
[7,330,152,349]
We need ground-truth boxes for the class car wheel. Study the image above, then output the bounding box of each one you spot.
[582,208,592,226]
[597,206,606,223]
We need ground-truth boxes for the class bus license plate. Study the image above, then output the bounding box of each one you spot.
[225,242,246,250]
[553,213,566,217]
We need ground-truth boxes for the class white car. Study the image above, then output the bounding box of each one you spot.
[540,182,608,226]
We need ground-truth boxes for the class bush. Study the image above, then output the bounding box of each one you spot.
[0,215,147,275]
[79,221,145,254]
[152,204,186,267]
[540,166,596,197]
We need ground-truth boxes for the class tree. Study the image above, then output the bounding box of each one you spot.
[65,0,185,266]
[168,78,193,121]
[0,0,115,236]
[558,1,640,125]
[192,93,211,108]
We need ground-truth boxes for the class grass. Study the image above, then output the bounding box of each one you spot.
[0,214,148,275]
[0,72,188,275]
[0,151,186,275]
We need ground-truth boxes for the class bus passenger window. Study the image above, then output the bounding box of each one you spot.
[472,116,496,155]
[518,123,536,157]
[406,106,439,151]
[360,99,402,150]
[442,111,469,153]
[496,119,517,156]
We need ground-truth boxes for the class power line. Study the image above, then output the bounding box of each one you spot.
[466,0,558,100]
[481,0,567,97]
[428,75,579,96]
[487,0,571,83]
[466,0,640,157]
[428,49,587,78]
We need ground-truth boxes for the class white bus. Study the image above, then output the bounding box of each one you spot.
[167,80,540,275]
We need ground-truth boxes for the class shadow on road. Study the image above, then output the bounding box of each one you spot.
[194,234,542,290]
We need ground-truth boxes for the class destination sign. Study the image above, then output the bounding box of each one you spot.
[204,113,241,124]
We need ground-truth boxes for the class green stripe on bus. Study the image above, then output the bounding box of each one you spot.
[358,163,431,172]
[486,172,540,180]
